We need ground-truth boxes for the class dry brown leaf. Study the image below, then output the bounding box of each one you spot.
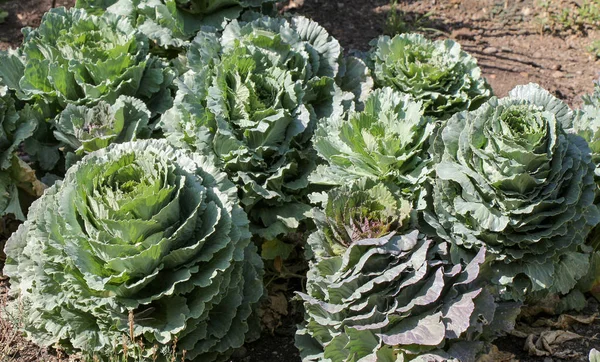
[476,345,517,362]
[525,334,549,356]
[524,330,582,357]
[278,0,304,13]
[269,293,289,317]
[533,314,598,329]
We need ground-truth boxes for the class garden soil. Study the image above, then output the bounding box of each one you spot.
[1,0,600,361]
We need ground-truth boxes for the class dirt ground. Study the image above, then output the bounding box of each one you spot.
[1,0,600,361]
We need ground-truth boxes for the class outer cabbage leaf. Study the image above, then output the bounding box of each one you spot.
[0,7,174,118]
[159,16,351,239]
[297,180,517,362]
[311,87,434,203]
[3,139,264,361]
[369,33,492,119]
[53,95,151,168]
[426,83,600,301]
[591,348,600,362]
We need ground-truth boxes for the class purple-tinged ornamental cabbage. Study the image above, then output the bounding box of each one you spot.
[297,180,518,362]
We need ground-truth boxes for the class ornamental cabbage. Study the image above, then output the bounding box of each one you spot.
[159,16,352,238]
[53,95,152,168]
[311,87,434,201]
[0,81,42,219]
[3,140,264,361]
[369,33,492,119]
[0,7,174,117]
[297,181,515,362]
[76,0,279,51]
[425,83,600,301]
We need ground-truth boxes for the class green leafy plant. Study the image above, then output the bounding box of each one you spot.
[384,0,443,37]
[297,180,518,361]
[368,33,492,119]
[3,139,264,361]
[588,39,600,59]
[0,7,174,120]
[572,78,600,301]
[159,15,358,240]
[425,83,600,301]
[0,80,45,220]
[76,0,280,52]
[53,95,152,168]
[311,87,434,203]
[0,7,175,173]
[535,0,600,34]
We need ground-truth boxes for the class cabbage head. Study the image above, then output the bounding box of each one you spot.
[369,33,491,119]
[425,83,600,301]
[0,7,174,117]
[159,16,350,239]
[3,139,264,361]
[297,180,515,362]
[311,87,434,202]
[53,95,152,168]
[77,0,279,51]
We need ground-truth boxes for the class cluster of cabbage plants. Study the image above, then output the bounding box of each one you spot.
[2,0,600,361]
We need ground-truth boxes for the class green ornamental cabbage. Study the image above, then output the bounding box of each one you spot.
[426,83,600,301]
[0,7,174,117]
[3,139,264,361]
[159,16,354,239]
[297,180,515,362]
[0,81,41,219]
[369,33,492,119]
[572,79,600,300]
[53,95,152,168]
[311,87,434,201]
[572,77,600,201]
[77,0,279,51]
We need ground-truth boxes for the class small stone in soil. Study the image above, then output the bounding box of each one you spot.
[483,46,499,54]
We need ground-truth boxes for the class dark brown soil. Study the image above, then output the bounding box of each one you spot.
[1,0,600,361]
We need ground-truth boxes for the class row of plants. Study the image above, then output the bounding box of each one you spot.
[0,0,600,361]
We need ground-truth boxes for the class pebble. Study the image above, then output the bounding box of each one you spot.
[552,70,564,78]
[483,47,499,54]
[532,51,542,58]
[519,72,529,78]
[551,64,562,71]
